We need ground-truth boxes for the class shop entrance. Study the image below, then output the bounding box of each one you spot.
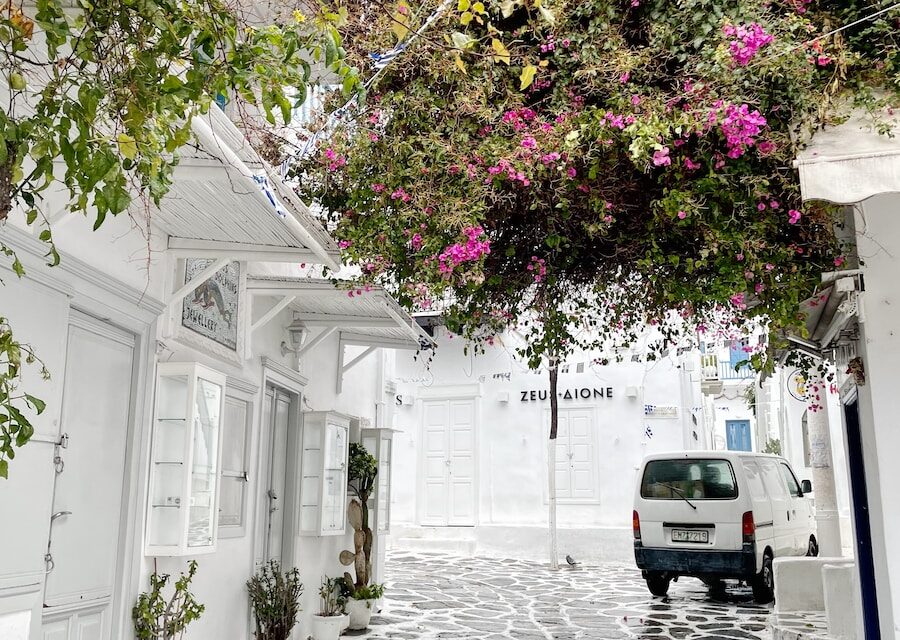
[421,398,476,526]
[41,312,136,640]
[548,407,597,502]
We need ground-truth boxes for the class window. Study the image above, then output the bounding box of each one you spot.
[779,462,803,497]
[759,459,788,499]
[641,459,738,500]
[742,460,768,501]
[219,395,251,535]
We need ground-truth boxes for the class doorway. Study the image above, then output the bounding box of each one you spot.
[260,385,298,566]
[41,312,136,640]
[421,398,476,526]
[726,419,753,451]
[549,407,597,502]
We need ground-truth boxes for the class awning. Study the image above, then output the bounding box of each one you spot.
[247,275,433,390]
[795,109,900,204]
[155,105,341,269]
[780,274,861,360]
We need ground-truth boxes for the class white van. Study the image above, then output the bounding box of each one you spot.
[632,451,817,603]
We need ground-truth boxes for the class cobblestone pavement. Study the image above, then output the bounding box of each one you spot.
[354,551,774,640]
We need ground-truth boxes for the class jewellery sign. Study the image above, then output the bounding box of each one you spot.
[182,259,241,351]
[519,387,613,402]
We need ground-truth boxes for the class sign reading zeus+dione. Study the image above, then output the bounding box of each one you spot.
[519,387,614,402]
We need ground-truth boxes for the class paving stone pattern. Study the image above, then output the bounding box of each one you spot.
[353,552,775,640]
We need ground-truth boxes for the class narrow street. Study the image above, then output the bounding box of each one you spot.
[358,551,783,639]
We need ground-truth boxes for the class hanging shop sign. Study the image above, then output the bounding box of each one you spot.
[182,259,241,350]
[519,387,613,402]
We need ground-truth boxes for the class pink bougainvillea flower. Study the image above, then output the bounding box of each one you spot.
[631,94,642,106]
[338,240,351,249]
[788,209,802,224]
[566,167,577,178]
[834,256,846,267]
[677,210,687,219]
[619,71,631,84]
[736,253,745,262]
[719,103,767,158]
[684,157,701,171]
[521,135,537,149]
[769,200,780,209]
[757,140,776,155]
[723,22,774,66]
[730,292,747,310]
[372,183,386,193]
[652,147,671,166]
[757,202,767,211]
[765,263,775,271]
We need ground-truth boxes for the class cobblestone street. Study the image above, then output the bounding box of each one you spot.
[356,551,774,640]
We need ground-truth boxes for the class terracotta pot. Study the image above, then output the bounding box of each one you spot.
[310,613,349,640]
[345,598,375,630]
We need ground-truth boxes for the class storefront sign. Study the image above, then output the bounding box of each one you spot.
[519,387,613,402]
[182,259,241,351]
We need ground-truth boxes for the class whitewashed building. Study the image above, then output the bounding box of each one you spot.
[389,329,708,563]
[0,105,427,640]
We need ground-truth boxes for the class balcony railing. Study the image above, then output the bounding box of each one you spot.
[701,354,755,383]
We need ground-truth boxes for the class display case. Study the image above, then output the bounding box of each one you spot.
[146,362,226,556]
[298,411,350,536]
[360,428,396,534]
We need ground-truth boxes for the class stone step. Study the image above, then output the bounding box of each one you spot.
[393,537,477,555]
[770,612,833,640]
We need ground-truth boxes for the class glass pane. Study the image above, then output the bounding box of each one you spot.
[189,376,221,547]
[222,398,247,473]
[150,373,189,548]
[760,459,788,499]
[218,477,243,527]
[324,424,346,469]
[779,463,802,497]
[322,469,345,531]
[641,459,738,500]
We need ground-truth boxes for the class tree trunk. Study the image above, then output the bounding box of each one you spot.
[548,360,559,570]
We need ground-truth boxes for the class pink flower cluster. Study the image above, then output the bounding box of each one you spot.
[391,187,411,202]
[723,23,774,66]
[487,158,530,187]
[324,147,346,171]
[501,108,537,132]
[438,226,491,274]
[730,292,747,310]
[719,103,767,158]
[788,209,802,224]
[652,147,671,167]
[527,256,547,283]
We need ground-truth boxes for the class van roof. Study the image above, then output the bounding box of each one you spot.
[640,450,785,464]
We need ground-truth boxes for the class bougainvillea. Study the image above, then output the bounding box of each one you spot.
[294,0,894,371]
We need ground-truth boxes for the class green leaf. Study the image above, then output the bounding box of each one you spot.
[9,72,26,91]
[491,39,511,64]
[451,32,474,50]
[24,394,45,414]
[460,11,473,25]
[0,459,7,479]
[116,133,137,160]
[520,65,537,90]
[457,0,470,10]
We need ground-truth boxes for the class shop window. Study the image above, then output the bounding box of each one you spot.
[219,395,251,536]
[299,411,350,536]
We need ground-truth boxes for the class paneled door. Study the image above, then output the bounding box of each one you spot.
[550,408,597,501]
[262,387,292,565]
[421,399,476,526]
[42,312,135,640]
[726,419,753,452]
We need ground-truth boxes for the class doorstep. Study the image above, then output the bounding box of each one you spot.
[770,611,834,640]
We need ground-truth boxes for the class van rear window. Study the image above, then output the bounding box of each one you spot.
[641,459,738,500]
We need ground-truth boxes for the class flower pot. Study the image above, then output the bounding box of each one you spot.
[310,613,349,640]
[346,598,375,630]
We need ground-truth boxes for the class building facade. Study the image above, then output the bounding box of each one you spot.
[0,107,423,640]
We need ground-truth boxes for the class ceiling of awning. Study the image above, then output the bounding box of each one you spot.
[247,275,433,350]
[795,109,900,204]
[152,106,340,268]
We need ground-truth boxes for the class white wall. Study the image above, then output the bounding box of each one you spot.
[849,193,900,636]
[390,330,704,558]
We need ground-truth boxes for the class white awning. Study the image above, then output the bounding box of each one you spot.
[247,276,433,351]
[153,106,341,269]
[795,110,900,204]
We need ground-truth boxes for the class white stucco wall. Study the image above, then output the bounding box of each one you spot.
[389,330,705,561]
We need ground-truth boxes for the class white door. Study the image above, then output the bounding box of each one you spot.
[43,314,135,640]
[759,458,792,556]
[550,408,596,501]
[263,388,291,564]
[421,399,475,526]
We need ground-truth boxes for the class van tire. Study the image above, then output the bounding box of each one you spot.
[752,552,775,604]
[645,572,671,597]
[806,536,819,557]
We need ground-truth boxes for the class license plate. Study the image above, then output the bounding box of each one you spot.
[672,529,708,543]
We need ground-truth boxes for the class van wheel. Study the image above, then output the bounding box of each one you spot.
[645,572,671,597]
[806,536,819,557]
[752,553,775,604]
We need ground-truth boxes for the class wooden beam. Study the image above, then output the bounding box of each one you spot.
[167,257,230,309]
[167,237,326,264]
[294,326,337,360]
[251,296,296,333]
[292,315,398,328]
[343,345,377,375]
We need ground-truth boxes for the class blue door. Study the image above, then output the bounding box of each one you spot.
[726,420,752,451]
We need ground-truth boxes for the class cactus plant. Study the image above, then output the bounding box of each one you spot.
[340,444,379,595]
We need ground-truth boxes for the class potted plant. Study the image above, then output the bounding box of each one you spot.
[339,443,385,630]
[132,561,204,640]
[246,560,303,640]
[310,577,348,640]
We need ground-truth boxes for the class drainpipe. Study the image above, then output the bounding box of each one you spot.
[806,369,842,556]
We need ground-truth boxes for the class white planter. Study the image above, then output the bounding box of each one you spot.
[345,598,375,630]
[310,613,349,640]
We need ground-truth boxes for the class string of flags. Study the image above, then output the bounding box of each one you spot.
[252,174,289,218]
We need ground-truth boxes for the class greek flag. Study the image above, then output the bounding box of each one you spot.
[252,174,289,219]
[645,425,654,439]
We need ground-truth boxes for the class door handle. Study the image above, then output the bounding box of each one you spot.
[51,511,72,523]
[787,510,791,521]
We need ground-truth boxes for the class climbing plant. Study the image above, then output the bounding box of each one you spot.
[0,0,360,477]
[293,0,897,564]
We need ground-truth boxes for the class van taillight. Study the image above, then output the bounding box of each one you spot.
[742,511,755,542]
[633,510,641,540]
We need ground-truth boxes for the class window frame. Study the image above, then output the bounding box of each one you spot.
[779,461,804,498]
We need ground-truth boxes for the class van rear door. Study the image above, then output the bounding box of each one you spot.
[636,458,743,552]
